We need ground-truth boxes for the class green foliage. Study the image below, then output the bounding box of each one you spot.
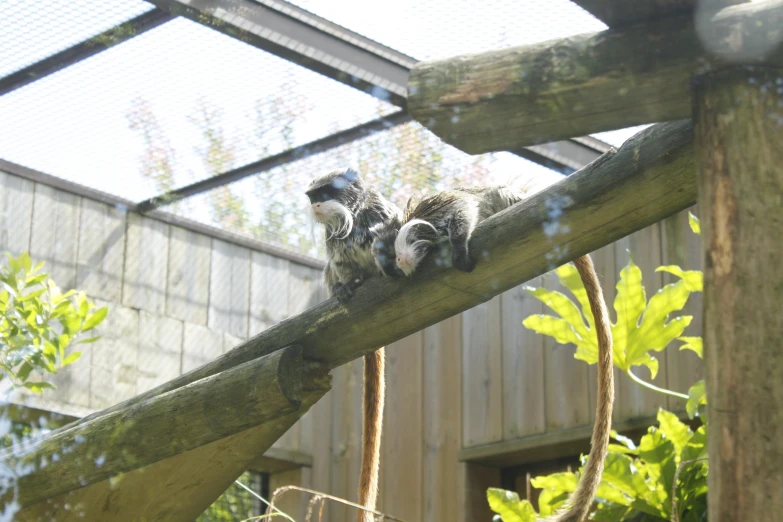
[0,253,108,392]
[522,259,696,379]
[533,410,708,522]
[488,216,709,521]
[487,488,537,522]
[487,411,708,522]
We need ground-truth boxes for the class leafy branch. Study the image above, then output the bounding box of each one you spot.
[0,253,108,393]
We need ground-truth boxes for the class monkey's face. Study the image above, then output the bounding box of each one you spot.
[306,183,355,239]
[394,219,437,276]
[371,227,403,277]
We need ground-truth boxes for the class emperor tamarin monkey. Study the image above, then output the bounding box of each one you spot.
[306,168,401,522]
[373,185,615,522]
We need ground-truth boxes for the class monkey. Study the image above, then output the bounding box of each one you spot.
[305,168,401,522]
[376,186,614,522]
[371,185,525,277]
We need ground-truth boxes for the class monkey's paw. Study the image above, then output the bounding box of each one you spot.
[452,250,477,273]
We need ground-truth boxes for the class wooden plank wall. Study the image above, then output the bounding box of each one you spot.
[0,168,703,522]
[0,168,325,417]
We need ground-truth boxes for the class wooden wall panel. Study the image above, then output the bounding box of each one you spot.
[502,279,546,438]
[137,311,183,394]
[422,315,462,522]
[462,296,503,446]
[90,301,139,409]
[30,184,80,291]
[0,171,34,256]
[543,270,590,431]
[661,208,704,411]
[181,323,224,374]
[249,251,290,335]
[122,213,169,314]
[76,198,126,303]
[613,225,668,418]
[208,240,251,338]
[167,227,211,326]
[381,332,423,522]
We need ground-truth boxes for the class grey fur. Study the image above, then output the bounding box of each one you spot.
[306,168,402,300]
[373,185,526,275]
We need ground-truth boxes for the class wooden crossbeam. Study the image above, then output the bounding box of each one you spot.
[407,1,783,154]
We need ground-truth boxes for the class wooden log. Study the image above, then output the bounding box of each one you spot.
[6,346,310,508]
[407,1,783,154]
[14,376,331,522]
[72,119,698,428]
[693,65,783,521]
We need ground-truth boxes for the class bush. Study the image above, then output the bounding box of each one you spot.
[0,253,108,393]
[488,213,706,522]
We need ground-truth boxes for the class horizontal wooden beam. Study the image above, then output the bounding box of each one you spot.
[66,119,696,433]
[6,346,323,508]
[407,0,783,154]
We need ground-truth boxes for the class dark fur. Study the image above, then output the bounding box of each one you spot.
[306,168,402,300]
[373,185,525,275]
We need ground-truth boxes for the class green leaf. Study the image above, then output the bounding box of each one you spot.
[486,489,538,522]
[18,253,32,274]
[24,273,48,287]
[82,306,108,332]
[686,380,707,419]
[678,337,703,359]
[656,409,692,456]
[62,351,82,366]
[688,212,701,235]
[77,336,101,344]
[613,259,646,366]
[16,361,33,382]
[23,381,55,393]
[77,293,89,318]
[522,315,582,347]
[656,265,703,292]
[524,287,591,343]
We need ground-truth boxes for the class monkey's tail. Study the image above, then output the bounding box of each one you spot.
[357,347,385,522]
[542,255,614,522]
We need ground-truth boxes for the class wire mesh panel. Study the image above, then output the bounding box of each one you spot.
[0,0,153,78]
[0,16,397,202]
[159,120,564,258]
[288,0,607,61]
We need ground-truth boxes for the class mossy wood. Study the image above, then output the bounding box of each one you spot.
[71,119,697,431]
[407,1,783,154]
[5,346,321,509]
[694,65,783,522]
[14,379,331,522]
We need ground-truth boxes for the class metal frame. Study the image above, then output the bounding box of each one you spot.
[2,0,611,214]
[0,9,174,97]
[145,0,415,108]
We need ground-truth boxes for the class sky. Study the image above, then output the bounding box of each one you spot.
[0,0,650,254]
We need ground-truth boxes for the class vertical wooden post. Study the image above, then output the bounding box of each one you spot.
[693,65,783,521]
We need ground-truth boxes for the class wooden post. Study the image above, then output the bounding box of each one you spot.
[693,65,783,521]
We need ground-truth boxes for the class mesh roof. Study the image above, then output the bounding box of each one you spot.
[290,0,607,61]
[0,16,397,202]
[159,120,563,258]
[0,0,632,260]
[0,0,153,78]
